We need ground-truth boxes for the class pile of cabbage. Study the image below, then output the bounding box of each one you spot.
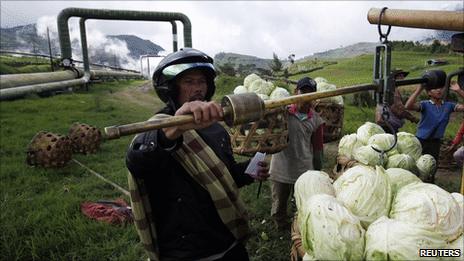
[337,122,437,178]
[294,167,463,260]
[294,121,462,260]
[233,73,290,100]
[314,77,344,105]
[232,74,290,137]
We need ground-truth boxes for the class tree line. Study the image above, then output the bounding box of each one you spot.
[390,40,451,54]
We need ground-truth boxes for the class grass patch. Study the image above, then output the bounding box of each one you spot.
[1,80,152,260]
[0,55,56,74]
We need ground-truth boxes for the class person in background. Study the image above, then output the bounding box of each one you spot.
[446,120,464,167]
[375,69,419,133]
[445,81,464,166]
[126,48,269,261]
[405,77,464,182]
[269,77,324,230]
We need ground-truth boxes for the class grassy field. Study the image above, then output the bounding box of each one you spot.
[1,50,463,260]
[0,55,57,74]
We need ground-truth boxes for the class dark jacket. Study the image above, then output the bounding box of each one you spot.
[126,107,253,261]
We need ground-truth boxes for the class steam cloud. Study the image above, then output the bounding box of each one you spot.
[35,15,141,71]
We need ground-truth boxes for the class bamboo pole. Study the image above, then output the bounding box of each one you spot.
[368,8,464,32]
[104,83,377,139]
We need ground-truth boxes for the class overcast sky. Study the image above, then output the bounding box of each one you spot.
[1,1,462,59]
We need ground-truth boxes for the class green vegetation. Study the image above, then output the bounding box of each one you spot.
[1,49,463,260]
[390,40,451,53]
[0,55,58,74]
[287,51,463,87]
[269,52,283,73]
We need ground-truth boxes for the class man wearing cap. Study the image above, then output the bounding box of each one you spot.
[126,48,269,261]
[405,75,464,182]
[375,69,419,133]
[269,76,325,230]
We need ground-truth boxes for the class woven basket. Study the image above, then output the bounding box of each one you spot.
[331,155,360,180]
[26,131,73,168]
[314,102,344,143]
[229,107,288,156]
[290,213,305,261]
[68,122,102,154]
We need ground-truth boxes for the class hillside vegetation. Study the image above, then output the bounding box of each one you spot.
[1,50,463,261]
[0,55,58,74]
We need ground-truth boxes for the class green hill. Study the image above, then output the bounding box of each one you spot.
[215,50,463,95]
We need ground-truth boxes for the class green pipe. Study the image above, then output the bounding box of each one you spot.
[0,68,141,90]
[0,77,88,100]
[58,8,192,62]
[79,18,176,79]
[0,70,79,89]
[91,70,141,78]
[170,21,178,52]
[79,18,91,77]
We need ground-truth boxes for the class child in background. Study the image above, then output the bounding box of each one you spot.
[405,80,464,182]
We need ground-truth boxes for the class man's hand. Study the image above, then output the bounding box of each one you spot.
[450,82,460,92]
[164,101,223,140]
[255,161,270,181]
[451,82,464,99]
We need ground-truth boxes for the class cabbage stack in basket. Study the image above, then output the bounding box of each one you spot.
[292,122,463,260]
[233,73,291,100]
[233,74,344,105]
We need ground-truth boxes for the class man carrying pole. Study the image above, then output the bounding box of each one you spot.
[125,48,269,261]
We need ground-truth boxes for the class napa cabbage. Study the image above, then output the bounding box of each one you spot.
[333,165,391,228]
[356,122,385,145]
[385,168,421,196]
[338,134,363,160]
[299,194,365,261]
[396,132,422,160]
[416,154,437,178]
[365,216,447,261]
[233,85,248,94]
[248,79,275,95]
[390,182,463,242]
[269,87,290,100]
[386,154,417,173]
[243,73,261,89]
[353,145,388,167]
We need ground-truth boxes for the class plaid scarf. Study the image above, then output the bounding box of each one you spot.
[173,129,250,241]
[128,115,249,260]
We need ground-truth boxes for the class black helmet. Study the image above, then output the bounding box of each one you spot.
[152,48,216,104]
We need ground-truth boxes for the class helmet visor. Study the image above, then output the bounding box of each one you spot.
[161,62,215,82]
